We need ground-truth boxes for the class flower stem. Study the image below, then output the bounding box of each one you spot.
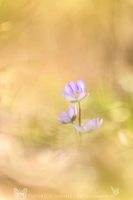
[72,122,80,145]
[78,101,82,145]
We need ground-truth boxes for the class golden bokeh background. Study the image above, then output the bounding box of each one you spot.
[0,0,133,199]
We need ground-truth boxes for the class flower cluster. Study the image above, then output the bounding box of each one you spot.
[57,79,103,135]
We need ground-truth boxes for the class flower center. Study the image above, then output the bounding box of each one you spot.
[73,91,79,98]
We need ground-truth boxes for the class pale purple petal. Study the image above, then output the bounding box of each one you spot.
[68,105,77,118]
[68,105,75,119]
[61,90,76,101]
[68,104,74,110]
[56,117,63,122]
[73,124,86,133]
[92,118,99,129]
[84,118,103,130]
[77,92,88,101]
[56,115,70,123]
[61,90,69,96]
[77,79,86,92]
[60,112,69,117]
[92,118,103,129]
[76,82,82,92]
[68,82,78,93]
[68,109,74,119]
[84,120,94,131]
[65,84,73,96]
[60,116,71,123]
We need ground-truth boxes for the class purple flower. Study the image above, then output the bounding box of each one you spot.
[61,79,88,102]
[73,118,103,133]
[57,105,77,124]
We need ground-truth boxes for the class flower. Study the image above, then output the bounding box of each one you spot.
[61,79,88,102]
[56,105,77,124]
[73,118,103,132]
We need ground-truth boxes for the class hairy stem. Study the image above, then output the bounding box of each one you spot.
[78,101,82,145]
[73,122,80,145]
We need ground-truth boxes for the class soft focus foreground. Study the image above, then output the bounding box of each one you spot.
[0,0,133,199]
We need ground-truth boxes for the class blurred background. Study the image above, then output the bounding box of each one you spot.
[0,0,133,199]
